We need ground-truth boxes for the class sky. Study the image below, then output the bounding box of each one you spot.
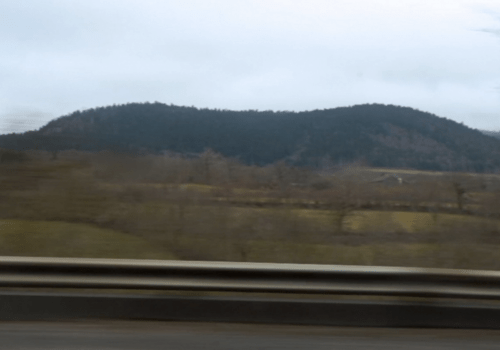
[1,0,500,134]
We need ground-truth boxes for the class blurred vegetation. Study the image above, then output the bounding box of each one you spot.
[1,148,500,269]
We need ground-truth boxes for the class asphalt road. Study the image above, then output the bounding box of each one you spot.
[2,322,500,349]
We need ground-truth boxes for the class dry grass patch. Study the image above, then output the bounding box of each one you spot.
[0,219,175,259]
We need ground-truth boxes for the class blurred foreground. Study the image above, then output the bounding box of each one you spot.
[2,322,500,349]
[1,148,500,269]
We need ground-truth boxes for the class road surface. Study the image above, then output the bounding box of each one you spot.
[2,321,500,349]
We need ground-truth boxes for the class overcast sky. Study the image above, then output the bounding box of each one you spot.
[1,0,500,134]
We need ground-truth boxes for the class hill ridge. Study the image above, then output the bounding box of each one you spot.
[1,102,499,172]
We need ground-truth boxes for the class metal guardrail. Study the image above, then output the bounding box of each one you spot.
[1,256,500,300]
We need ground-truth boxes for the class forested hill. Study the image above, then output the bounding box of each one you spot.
[481,130,500,140]
[1,102,500,172]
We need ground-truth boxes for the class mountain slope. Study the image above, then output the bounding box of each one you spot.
[1,102,499,172]
[481,130,500,140]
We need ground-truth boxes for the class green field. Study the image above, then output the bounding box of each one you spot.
[0,219,175,259]
[1,210,500,270]
[296,210,500,233]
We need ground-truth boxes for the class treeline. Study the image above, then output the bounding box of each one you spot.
[0,148,320,191]
[5,148,499,215]
[482,130,500,140]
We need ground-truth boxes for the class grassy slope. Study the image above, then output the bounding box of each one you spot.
[168,235,500,270]
[2,199,500,269]
[298,210,500,233]
[112,203,500,269]
[0,219,175,259]
[2,156,500,269]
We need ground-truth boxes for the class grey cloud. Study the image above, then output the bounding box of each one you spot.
[478,28,500,38]
[0,110,52,134]
[475,6,500,38]
[1,0,500,132]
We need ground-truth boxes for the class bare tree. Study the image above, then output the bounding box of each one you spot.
[324,179,358,233]
[452,181,466,211]
[446,174,471,211]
